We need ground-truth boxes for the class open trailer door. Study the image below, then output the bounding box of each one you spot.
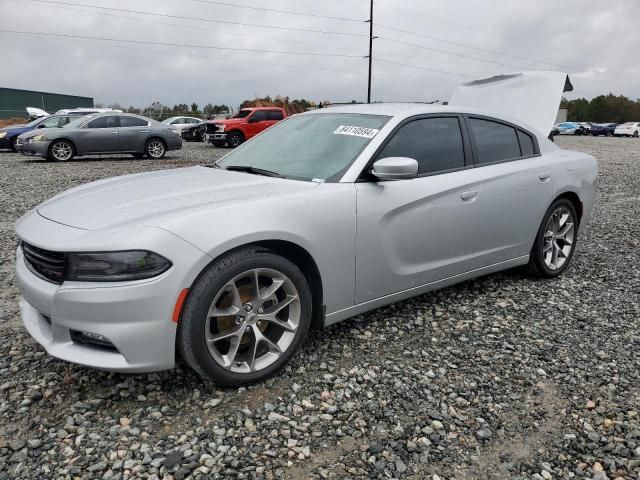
[449,71,573,135]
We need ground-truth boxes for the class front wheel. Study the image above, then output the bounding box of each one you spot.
[48,140,74,161]
[145,138,166,159]
[9,137,18,152]
[178,247,312,386]
[227,131,244,148]
[633,131,639,138]
[528,199,578,278]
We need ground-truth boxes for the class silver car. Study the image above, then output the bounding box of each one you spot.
[14,72,597,386]
[162,116,204,134]
[17,113,182,161]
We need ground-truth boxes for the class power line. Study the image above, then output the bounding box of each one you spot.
[376,22,640,83]
[24,0,368,37]
[190,0,365,23]
[0,29,366,57]
[15,0,364,54]
[375,57,474,78]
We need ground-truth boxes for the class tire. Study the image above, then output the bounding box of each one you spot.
[145,138,166,159]
[633,131,639,138]
[199,130,207,142]
[227,131,244,148]
[528,198,578,278]
[48,139,75,161]
[9,137,18,152]
[178,247,312,386]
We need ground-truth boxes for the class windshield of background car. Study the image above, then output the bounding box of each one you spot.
[217,113,391,181]
[232,110,252,119]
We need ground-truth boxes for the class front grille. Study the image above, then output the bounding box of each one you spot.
[21,242,65,284]
[206,123,223,134]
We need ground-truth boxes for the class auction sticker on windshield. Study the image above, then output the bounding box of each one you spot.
[333,125,379,139]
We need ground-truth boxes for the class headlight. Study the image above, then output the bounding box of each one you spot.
[0,132,6,139]
[31,134,49,142]
[66,250,172,282]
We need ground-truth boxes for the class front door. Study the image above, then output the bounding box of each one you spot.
[355,116,484,304]
[75,115,120,154]
[244,110,269,139]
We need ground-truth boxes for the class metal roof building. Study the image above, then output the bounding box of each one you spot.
[0,87,93,119]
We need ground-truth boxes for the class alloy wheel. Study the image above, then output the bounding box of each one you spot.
[147,140,165,158]
[204,268,300,373]
[51,141,73,161]
[543,206,575,271]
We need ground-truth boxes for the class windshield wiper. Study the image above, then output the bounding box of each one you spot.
[224,165,283,178]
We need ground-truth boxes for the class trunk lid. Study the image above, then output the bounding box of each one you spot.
[449,71,573,134]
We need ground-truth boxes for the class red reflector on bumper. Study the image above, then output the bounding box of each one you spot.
[172,288,189,323]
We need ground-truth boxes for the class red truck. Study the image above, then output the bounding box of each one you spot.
[204,107,287,148]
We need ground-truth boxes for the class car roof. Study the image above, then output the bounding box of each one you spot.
[302,103,542,135]
[240,107,284,111]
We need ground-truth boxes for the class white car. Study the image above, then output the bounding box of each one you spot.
[162,116,203,133]
[614,122,640,137]
[55,108,122,115]
[14,72,597,386]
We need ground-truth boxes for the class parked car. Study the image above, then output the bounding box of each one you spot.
[180,121,208,142]
[554,122,587,135]
[204,107,287,147]
[55,108,122,115]
[614,122,640,137]
[589,123,617,136]
[0,113,89,152]
[162,116,203,135]
[16,113,182,161]
[14,72,597,386]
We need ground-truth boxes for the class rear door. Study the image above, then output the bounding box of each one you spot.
[117,116,150,151]
[355,115,484,304]
[465,115,556,263]
[75,115,119,154]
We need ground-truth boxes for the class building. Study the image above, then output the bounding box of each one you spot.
[0,87,93,119]
[555,108,568,124]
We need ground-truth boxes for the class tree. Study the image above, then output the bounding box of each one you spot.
[191,102,198,113]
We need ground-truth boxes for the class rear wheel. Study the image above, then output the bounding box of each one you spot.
[227,131,244,148]
[528,198,578,278]
[178,247,312,386]
[48,140,74,161]
[145,138,166,159]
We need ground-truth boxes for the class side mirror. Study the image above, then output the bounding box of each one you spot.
[371,157,419,181]
[36,124,45,129]
[248,116,260,123]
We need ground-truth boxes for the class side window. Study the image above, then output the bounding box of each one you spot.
[61,116,73,126]
[469,118,521,164]
[119,116,149,127]
[41,117,62,128]
[251,111,268,122]
[87,116,118,128]
[378,117,465,175]
[517,130,535,157]
[267,110,284,121]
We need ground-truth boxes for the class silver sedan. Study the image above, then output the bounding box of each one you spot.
[15,73,597,386]
[17,113,182,161]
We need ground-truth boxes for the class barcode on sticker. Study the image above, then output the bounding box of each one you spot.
[333,125,379,139]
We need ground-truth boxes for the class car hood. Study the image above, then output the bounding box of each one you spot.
[1,125,29,133]
[36,166,317,230]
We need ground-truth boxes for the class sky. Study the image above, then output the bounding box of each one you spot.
[1,0,639,110]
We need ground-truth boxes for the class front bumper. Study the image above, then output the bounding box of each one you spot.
[17,139,50,157]
[15,214,211,372]
[0,136,12,149]
[204,133,227,143]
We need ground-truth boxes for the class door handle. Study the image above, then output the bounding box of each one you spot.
[460,190,478,202]
[538,172,551,182]
[139,129,149,133]
[111,131,118,135]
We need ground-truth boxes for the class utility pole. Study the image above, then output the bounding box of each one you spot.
[367,0,373,103]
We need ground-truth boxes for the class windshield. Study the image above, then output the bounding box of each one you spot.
[23,117,46,127]
[217,113,390,181]
[232,110,252,119]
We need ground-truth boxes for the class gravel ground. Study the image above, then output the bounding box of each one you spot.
[0,137,639,480]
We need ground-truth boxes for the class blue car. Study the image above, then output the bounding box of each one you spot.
[0,113,88,151]
[589,123,617,136]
